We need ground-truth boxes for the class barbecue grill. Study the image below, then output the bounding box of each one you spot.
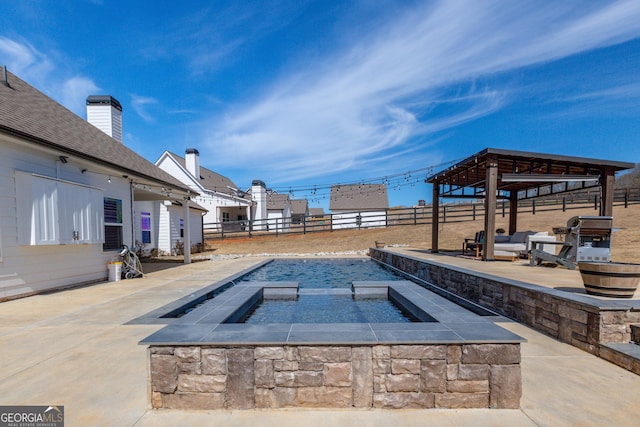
[555,216,612,263]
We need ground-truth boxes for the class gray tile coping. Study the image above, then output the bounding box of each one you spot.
[139,275,525,346]
[393,248,640,311]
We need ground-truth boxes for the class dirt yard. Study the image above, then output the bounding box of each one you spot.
[195,204,639,263]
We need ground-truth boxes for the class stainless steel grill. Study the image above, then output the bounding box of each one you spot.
[555,216,612,263]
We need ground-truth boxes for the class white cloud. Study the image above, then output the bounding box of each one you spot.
[201,0,640,183]
[0,36,100,116]
[130,94,159,123]
[58,77,100,115]
[0,36,53,86]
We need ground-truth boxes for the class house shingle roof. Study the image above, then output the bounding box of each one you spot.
[308,207,325,216]
[267,193,289,210]
[0,69,192,194]
[290,199,308,215]
[167,151,244,198]
[329,184,389,211]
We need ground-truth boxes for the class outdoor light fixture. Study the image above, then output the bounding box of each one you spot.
[500,173,599,183]
[108,176,111,183]
[58,155,68,163]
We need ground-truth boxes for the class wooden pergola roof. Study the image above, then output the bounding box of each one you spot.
[426,148,634,260]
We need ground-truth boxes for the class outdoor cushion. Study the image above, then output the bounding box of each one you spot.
[510,231,531,243]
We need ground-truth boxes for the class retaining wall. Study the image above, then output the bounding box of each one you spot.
[370,248,640,374]
[149,344,521,410]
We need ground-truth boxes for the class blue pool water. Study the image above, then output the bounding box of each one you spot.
[239,258,403,288]
[237,259,418,324]
[242,294,415,324]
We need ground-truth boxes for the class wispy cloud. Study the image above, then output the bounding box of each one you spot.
[144,2,305,75]
[130,94,159,123]
[0,36,100,115]
[200,1,640,183]
[0,36,53,86]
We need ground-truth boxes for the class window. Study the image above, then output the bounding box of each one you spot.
[16,172,104,245]
[104,197,123,251]
[141,211,151,244]
[222,212,230,222]
[180,218,184,238]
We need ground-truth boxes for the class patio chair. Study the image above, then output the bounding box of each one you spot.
[462,230,484,257]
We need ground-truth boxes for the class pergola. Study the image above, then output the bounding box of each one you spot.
[426,148,634,261]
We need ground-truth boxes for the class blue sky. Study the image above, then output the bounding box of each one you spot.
[1,1,639,209]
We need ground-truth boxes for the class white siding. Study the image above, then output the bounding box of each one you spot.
[156,154,249,229]
[135,201,202,255]
[331,210,388,230]
[0,137,133,300]
[87,104,122,142]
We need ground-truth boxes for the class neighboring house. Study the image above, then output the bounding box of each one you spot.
[156,150,251,233]
[0,68,197,300]
[329,184,389,229]
[290,199,309,225]
[266,193,292,232]
[309,208,326,218]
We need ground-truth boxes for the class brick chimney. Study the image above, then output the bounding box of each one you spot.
[86,95,123,142]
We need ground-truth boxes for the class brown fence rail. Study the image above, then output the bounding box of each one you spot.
[203,187,640,241]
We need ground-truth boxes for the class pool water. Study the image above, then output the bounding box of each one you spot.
[239,258,402,288]
[235,259,420,324]
[241,294,417,324]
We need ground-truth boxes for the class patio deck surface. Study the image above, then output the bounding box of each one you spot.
[0,254,639,426]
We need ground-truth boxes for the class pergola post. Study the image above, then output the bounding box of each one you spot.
[183,198,191,264]
[483,159,498,261]
[600,167,615,217]
[508,191,518,235]
[431,183,440,253]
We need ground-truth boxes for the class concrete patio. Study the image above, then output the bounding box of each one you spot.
[1,254,639,426]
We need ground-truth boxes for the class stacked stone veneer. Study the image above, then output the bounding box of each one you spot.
[149,344,521,410]
[370,249,640,374]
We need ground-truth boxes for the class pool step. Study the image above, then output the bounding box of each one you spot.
[298,289,353,296]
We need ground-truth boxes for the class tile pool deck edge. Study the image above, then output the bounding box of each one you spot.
[139,278,525,346]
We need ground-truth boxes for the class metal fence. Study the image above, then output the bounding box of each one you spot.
[203,186,640,241]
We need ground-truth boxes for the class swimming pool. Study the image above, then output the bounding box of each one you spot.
[239,258,402,288]
[140,257,525,411]
[235,259,423,324]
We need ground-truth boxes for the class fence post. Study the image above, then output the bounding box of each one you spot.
[472,204,476,221]
[562,196,566,212]
[414,207,417,225]
[625,188,629,208]
[532,199,536,215]
[594,195,598,210]
[501,201,505,217]
[443,206,446,223]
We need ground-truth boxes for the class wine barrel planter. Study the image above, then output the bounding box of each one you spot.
[578,262,640,298]
[375,241,386,248]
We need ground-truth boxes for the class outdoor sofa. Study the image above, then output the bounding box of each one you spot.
[493,231,557,260]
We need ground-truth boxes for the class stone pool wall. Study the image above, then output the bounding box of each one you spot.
[370,249,640,373]
[149,344,521,410]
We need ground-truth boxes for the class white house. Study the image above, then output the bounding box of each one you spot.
[329,184,389,229]
[85,100,206,257]
[290,199,309,225]
[266,193,292,232]
[0,67,196,300]
[156,150,252,233]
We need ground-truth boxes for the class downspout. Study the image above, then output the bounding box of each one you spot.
[130,180,135,246]
[183,193,191,264]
